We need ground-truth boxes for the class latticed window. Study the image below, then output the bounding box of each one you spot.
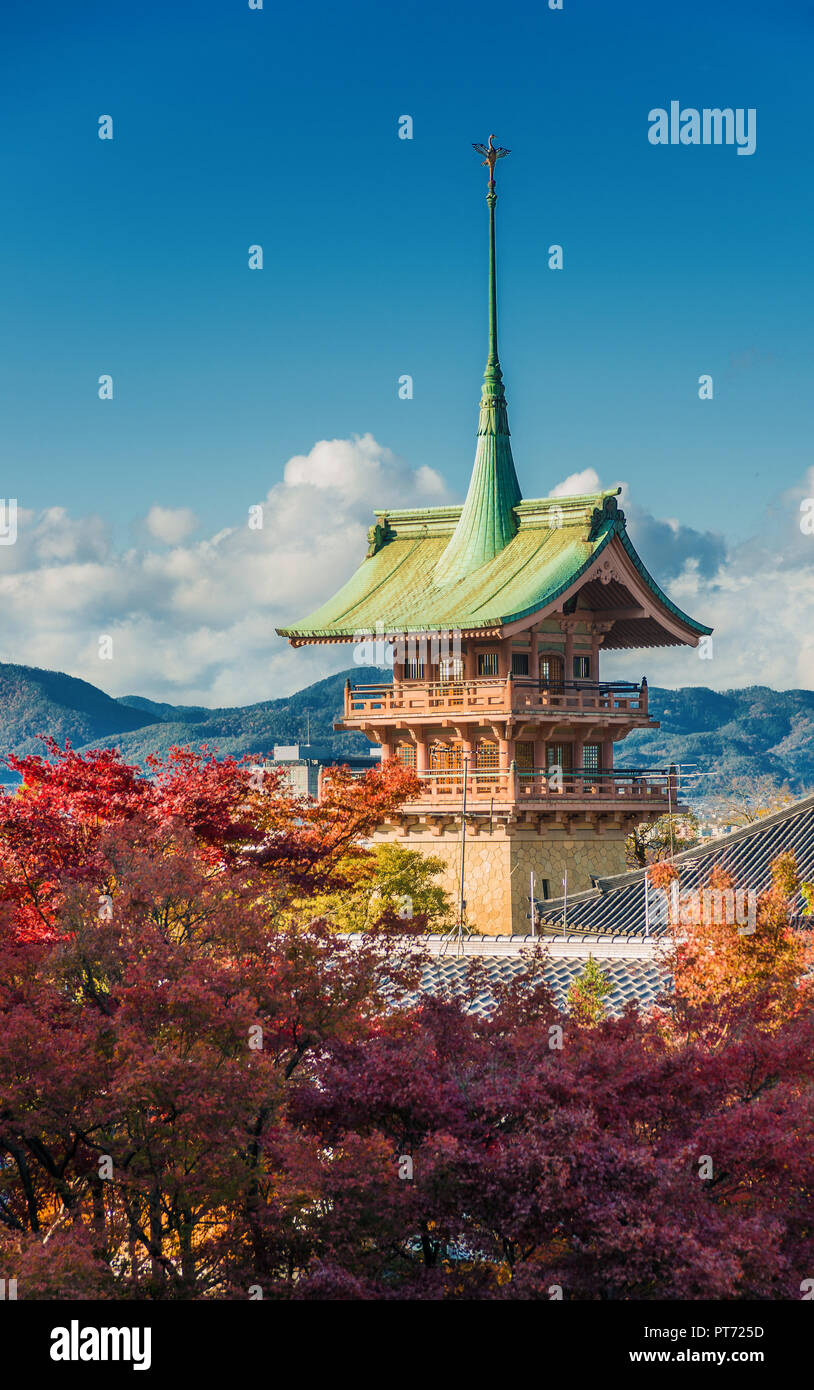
[546,742,573,772]
[515,740,534,772]
[582,743,601,782]
[439,656,463,683]
[476,739,499,786]
[540,653,564,691]
[573,655,591,680]
[477,651,499,677]
[511,652,529,676]
[404,658,424,680]
[396,742,416,768]
[476,740,499,771]
[429,741,463,790]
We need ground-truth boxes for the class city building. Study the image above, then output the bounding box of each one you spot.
[263,743,380,798]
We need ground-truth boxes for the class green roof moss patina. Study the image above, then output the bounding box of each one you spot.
[278,490,711,645]
[278,138,711,651]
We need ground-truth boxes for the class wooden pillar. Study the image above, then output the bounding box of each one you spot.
[590,631,600,682]
[564,627,575,683]
[415,735,428,773]
[530,626,540,680]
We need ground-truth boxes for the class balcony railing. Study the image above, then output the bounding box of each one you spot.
[343,677,648,721]
[350,765,676,807]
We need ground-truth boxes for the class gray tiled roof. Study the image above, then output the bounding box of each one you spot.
[418,953,665,1018]
[365,797,814,1017]
[535,793,814,939]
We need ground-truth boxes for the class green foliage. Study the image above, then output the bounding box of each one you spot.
[311,843,454,934]
[566,954,612,1025]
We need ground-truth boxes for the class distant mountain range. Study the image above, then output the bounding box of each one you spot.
[0,663,374,777]
[1,662,813,799]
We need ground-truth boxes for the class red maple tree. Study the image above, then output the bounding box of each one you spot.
[1,742,812,1300]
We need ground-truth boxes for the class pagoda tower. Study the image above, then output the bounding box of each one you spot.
[278,138,711,936]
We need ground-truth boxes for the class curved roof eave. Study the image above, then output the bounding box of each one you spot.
[497,522,711,639]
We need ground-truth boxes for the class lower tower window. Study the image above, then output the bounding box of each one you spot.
[515,740,534,772]
[582,743,601,783]
[430,741,463,790]
[546,743,573,773]
[476,739,499,785]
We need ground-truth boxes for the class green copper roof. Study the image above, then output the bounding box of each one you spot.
[435,156,521,584]
[277,492,712,645]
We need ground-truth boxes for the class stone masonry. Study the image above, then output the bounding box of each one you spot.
[374,821,629,935]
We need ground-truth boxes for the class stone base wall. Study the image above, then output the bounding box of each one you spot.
[374,822,629,936]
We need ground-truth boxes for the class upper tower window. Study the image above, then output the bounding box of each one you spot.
[511,652,529,676]
[573,655,591,680]
[478,651,500,677]
[439,655,463,683]
[540,654,564,692]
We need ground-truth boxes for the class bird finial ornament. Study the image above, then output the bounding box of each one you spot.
[471,133,511,181]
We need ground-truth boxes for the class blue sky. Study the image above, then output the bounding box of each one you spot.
[1,0,813,702]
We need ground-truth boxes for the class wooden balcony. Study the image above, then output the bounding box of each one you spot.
[342,676,649,722]
[329,765,677,813]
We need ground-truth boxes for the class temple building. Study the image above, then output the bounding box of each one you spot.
[278,138,711,936]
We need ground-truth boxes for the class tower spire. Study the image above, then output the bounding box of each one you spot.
[435,135,522,585]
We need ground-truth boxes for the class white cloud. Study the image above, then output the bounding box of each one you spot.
[552,466,814,693]
[145,506,199,545]
[603,469,814,691]
[2,442,814,705]
[549,467,603,498]
[0,435,451,705]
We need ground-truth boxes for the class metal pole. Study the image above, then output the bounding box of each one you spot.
[644,870,650,937]
[667,765,675,857]
[562,869,567,939]
[530,870,536,938]
[457,754,469,947]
